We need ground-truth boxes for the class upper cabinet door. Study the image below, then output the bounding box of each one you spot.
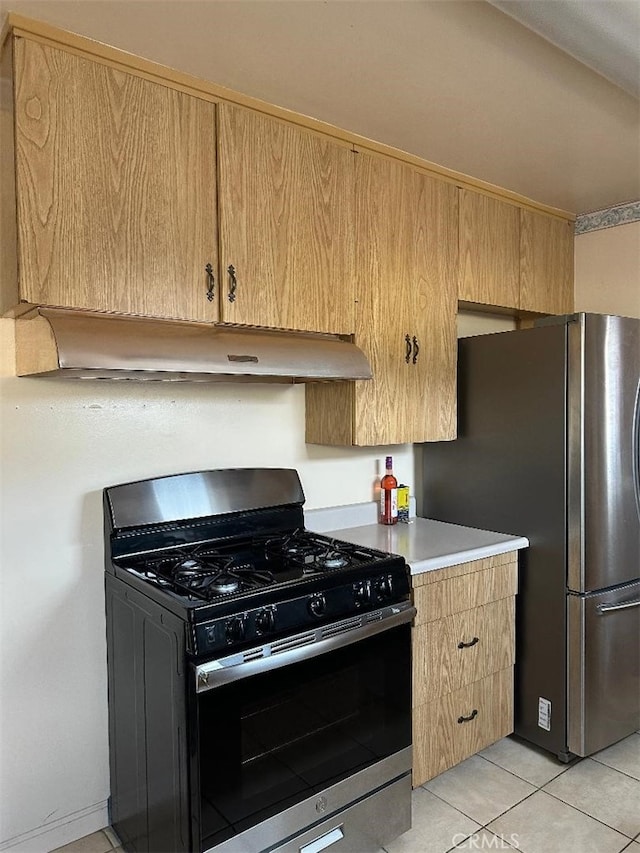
[520,209,574,315]
[409,178,458,443]
[14,39,218,321]
[217,104,355,334]
[458,189,520,310]
[352,154,457,446]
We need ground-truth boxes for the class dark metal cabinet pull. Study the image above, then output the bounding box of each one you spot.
[405,334,412,363]
[457,709,478,724]
[205,263,215,301]
[412,336,420,364]
[458,636,479,649]
[227,265,237,303]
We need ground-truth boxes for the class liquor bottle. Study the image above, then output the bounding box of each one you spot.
[379,456,398,525]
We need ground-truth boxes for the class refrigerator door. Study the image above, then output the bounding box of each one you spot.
[420,323,570,756]
[568,314,640,593]
[568,580,640,756]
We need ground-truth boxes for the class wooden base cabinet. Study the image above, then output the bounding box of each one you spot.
[411,552,518,787]
[413,668,514,785]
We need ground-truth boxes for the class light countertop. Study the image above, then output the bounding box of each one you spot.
[308,514,528,575]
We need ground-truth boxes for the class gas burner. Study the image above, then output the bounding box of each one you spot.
[320,554,350,570]
[188,572,241,596]
[282,544,320,564]
[177,558,205,572]
[265,532,356,573]
[174,559,210,580]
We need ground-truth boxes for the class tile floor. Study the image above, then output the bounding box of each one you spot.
[53,733,640,853]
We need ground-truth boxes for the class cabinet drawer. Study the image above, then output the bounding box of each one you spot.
[413,561,517,625]
[412,667,514,787]
[413,597,515,707]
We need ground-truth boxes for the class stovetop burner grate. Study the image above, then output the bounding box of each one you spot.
[120,530,397,604]
[263,531,367,571]
[125,544,278,601]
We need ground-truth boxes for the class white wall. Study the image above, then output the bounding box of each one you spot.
[574,220,640,319]
[0,318,413,851]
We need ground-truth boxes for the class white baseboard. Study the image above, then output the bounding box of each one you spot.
[0,801,109,853]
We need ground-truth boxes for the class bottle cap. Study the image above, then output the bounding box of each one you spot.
[385,456,392,467]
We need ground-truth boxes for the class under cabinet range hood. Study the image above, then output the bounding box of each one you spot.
[15,308,373,382]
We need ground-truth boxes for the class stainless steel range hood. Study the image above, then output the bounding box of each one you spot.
[15,308,373,382]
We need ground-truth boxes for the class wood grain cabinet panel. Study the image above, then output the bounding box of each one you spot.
[413,668,514,786]
[458,190,574,316]
[413,560,518,625]
[413,596,515,707]
[520,209,574,315]
[458,189,520,309]
[411,552,518,786]
[217,103,355,334]
[306,153,457,446]
[11,38,217,321]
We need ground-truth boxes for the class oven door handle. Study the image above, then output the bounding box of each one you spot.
[193,603,416,692]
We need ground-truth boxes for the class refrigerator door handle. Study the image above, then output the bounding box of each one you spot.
[597,597,640,614]
[633,379,640,522]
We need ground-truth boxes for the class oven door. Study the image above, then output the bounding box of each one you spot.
[190,606,414,853]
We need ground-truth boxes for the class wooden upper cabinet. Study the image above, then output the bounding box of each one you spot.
[458,189,520,309]
[11,38,217,321]
[306,154,457,446]
[216,103,355,334]
[520,209,574,315]
[377,156,457,444]
[458,189,574,316]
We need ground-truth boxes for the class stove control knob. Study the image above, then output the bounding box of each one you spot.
[255,608,276,635]
[308,594,326,618]
[353,580,372,607]
[376,575,394,600]
[225,616,245,644]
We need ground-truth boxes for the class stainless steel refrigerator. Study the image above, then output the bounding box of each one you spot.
[419,313,640,760]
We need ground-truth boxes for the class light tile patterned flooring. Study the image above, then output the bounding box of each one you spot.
[53,733,640,853]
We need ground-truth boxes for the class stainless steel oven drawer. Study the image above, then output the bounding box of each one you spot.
[271,774,411,853]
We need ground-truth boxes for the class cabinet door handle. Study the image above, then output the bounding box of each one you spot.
[205,263,215,301]
[458,636,479,649]
[405,334,412,363]
[457,709,478,724]
[227,265,237,303]
[412,335,420,364]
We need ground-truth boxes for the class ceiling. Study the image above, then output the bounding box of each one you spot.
[1,0,638,215]
[488,0,640,99]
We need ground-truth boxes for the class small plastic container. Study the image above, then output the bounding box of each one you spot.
[397,485,410,523]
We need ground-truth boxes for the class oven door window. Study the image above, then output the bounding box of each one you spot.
[195,623,411,850]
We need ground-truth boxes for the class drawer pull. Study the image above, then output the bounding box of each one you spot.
[301,826,344,853]
[458,636,479,649]
[457,709,478,724]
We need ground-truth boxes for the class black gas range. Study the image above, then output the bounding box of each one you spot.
[104,469,414,853]
[106,470,411,659]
